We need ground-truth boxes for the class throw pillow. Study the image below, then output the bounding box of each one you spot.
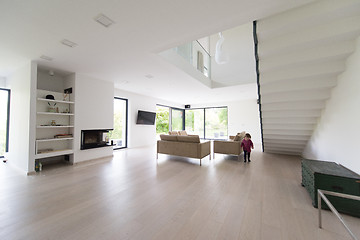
[177,135,200,143]
[233,134,241,141]
[160,135,178,141]
[178,130,188,136]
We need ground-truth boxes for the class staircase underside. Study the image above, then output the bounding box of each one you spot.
[257,0,360,155]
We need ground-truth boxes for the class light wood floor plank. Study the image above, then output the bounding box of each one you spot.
[0,146,359,240]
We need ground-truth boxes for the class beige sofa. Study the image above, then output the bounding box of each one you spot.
[213,131,246,160]
[157,134,211,166]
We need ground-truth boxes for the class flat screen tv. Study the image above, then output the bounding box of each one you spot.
[136,110,156,125]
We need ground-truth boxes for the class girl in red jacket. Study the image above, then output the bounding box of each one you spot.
[241,133,254,162]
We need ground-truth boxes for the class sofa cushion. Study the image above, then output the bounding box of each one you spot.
[178,130,188,136]
[177,135,200,143]
[168,131,178,135]
[160,135,178,141]
[233,131,246,141]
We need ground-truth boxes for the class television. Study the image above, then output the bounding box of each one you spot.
[136,110,156,125]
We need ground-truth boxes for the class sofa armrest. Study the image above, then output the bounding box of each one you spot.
[199,141,211,158]
[213,140,242,155]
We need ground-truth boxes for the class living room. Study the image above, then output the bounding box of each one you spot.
[1,0,360,239]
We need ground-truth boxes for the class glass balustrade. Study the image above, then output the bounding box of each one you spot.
[173,40,211,79]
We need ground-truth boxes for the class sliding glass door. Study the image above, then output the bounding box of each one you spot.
[171,108,184,131]
[110,97,128,149]
[0,89,10,157]
[205,107,228,139]
[185,109,204,137]
[156,105,170,136]
[185,107,228,140]
[156,105,185,137]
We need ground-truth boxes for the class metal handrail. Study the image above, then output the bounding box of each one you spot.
[317,189,360,240]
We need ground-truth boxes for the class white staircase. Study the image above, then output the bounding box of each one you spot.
[256,0,360,155]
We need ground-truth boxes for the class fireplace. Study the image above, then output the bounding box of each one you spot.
[81,129,112,150]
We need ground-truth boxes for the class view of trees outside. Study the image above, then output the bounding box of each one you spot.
[0,90,9,156]
[156,106,170,136]
[205,107,228,139]
[109,98,127,149]
[171,109,184,131]
[185,109,204,137]
[157,105,227,140]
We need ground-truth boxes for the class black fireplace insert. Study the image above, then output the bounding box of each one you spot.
[81,129,112,150]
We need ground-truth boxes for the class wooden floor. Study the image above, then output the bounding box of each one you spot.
[0,147,359,240]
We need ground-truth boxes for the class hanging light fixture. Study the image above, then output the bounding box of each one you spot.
[215,32,229,64]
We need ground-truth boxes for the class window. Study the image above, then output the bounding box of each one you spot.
[156,105,170,136]
[0,88,10,157]
[185,107,228,140]
[205,107,228,139]
[110,97,128,149]
[156,105,184,136]
[171,108,184,131]
[185,109,204,137]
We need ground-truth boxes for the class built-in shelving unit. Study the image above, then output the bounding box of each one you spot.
[35,89,74,161]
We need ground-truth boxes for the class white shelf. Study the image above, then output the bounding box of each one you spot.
[35,89,75,163]
[35,149,73,159]
[37,112,74,116]
[37,125,74,128]
[36,137,74,142]
[37,98,74,104]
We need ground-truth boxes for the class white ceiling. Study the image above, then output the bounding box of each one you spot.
[0,0,316,105]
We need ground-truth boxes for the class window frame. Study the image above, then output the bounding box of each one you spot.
[156,104,185,132]
[0,88,10,157]
[185,106,228,140]
[113,97,128,150]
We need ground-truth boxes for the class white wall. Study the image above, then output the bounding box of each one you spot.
[210,23,256,86]
[73,74,114,163]
[0,77,6,88]
[37,70,64,92]
[303,37,360,174]
[191,99,261,145]
[114,88,183,148]
[5,61,37,174]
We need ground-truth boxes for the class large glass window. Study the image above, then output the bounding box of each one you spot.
[156,105,170,136]
[0,89,10,157]
[156,105,184,137]
[205,107,228,139]
[171,108,184,131]
[185,109,204,137]
[110,97,128,149]
[185,107,228,140]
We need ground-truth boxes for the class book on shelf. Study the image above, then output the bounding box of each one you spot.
[54,134,73,138]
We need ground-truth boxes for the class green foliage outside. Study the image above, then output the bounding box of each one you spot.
[185,111,194,131]
[108,110,123,140]
[205,108,228,139]
[185,109,204,137]
[156,107,169,134]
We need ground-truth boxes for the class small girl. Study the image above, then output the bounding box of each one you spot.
[241,133,254,162]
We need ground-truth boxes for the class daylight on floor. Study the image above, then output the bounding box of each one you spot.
[0,0,359,239]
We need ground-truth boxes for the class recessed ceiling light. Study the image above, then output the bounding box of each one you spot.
[94,14,115,28]
[40,55,53,61]
[145,74,154,79]
[61,39,78,48]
